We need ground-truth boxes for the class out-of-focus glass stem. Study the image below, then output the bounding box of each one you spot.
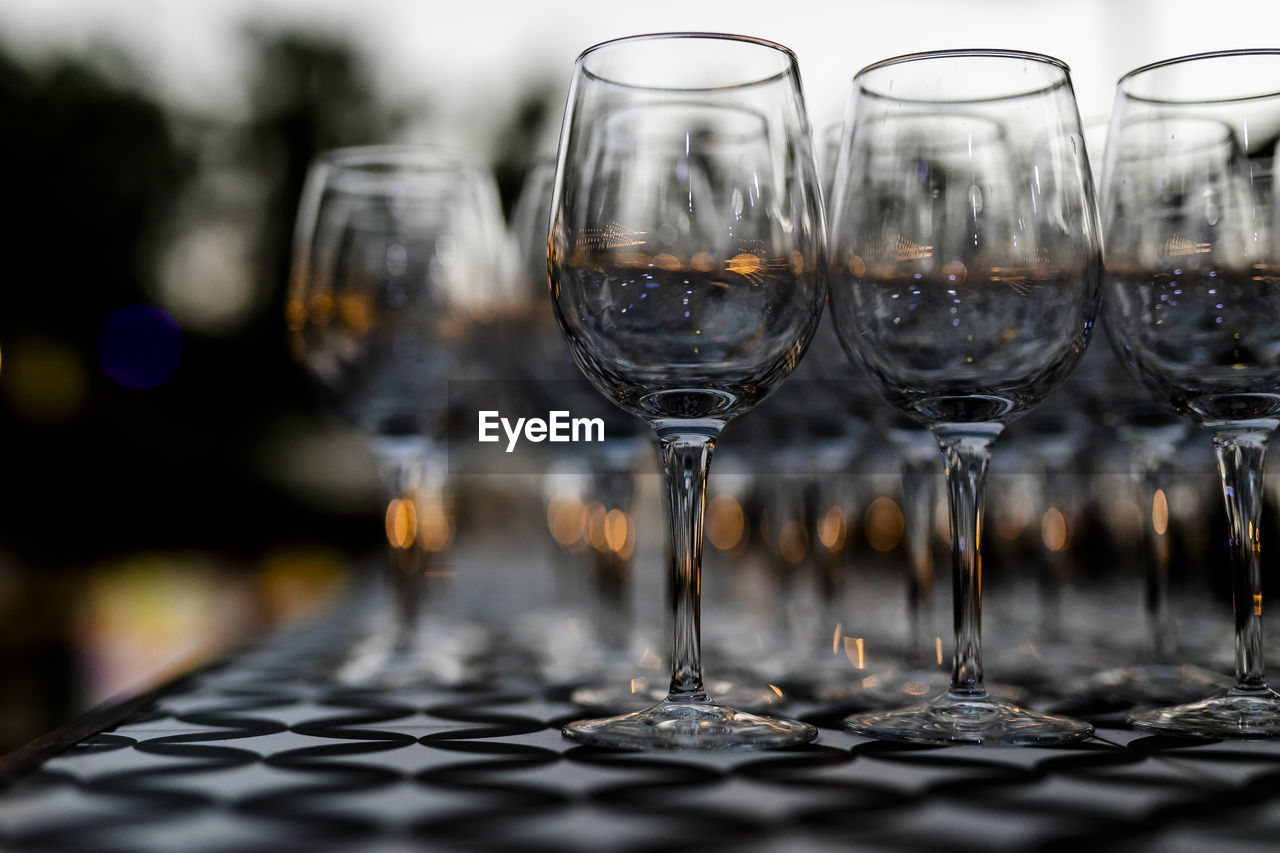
[391,544,423,646]
[380,452,427,650]
[373,441,449,651]
[935,423,1003,698]
[588,464,635,653]
[900,446,939,665]
[1211,424,1274,692]
[1131,445,1177,660]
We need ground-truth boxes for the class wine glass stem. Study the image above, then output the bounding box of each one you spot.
[589,466,635,653]
[374,444,447,650]
[392,545,422,645]
[901,450,939,665]
[935,424,1003,697]
[381,455,426,649]
[1211,424,1274,692]
[657,431,717,702]
[1132,446,1175,660]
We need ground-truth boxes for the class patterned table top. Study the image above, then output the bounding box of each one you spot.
[2,615,1279,853]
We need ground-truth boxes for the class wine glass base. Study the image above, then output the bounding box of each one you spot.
[820,668,1027,708]
[846,691,1094,746]
[331,618,487,689]
[811,664,946,704]
[1126,687,1280,738]
[571,678,783,713]
[563,696,817,750]
[1068,663,1233,708]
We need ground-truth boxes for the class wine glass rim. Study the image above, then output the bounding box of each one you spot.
[576,32,798,91]
[1118,48,1280,104]
[316,144,479,171]
[853,48,1071,103]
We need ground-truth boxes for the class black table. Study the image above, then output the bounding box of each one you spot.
[2,614,1279,853]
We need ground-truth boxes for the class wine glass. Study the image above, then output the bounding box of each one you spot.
[508,158,652,687]
[819,135,954,706]
[512,160,786,712]
[1100,50,1280,737]
[287,145,509,686]
[1058,328,1232,707]
[549,33,826,749]
[827,50,1101,744]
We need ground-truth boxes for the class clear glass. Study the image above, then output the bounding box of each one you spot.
[1100,49,1280,737]
[511,160,784,713]
[827,50,1100,744]
[287,146,510,686]
[550,33,826,749]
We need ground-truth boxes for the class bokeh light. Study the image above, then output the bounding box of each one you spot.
[1041,507,1070,552]
[96,305,183,389]
[4,337,86,422]
[707,495,745,552]
[865,496,905,552]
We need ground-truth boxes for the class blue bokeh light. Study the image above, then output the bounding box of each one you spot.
[97,305,183,390]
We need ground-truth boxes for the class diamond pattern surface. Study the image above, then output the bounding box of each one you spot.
[2,617,1279,852]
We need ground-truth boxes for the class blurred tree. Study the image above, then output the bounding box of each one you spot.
[240,27,406,338]
[491,83,559,215]
[0,50,194,549]
[0,51,190,340]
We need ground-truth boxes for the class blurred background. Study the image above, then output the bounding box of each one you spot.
[0,0,1277,751]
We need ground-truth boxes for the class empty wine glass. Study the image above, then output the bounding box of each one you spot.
[549,33,826,749]
[1101,49,1280,737]
[827,50,1101,744]
[1063,327,1231,707]
[509,158,652,687]
[512,161,788,712]
[287,145,509,686]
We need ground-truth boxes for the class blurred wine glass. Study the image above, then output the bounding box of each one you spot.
[1058,328,1232,707]
[287,145,509,686]
[1101,49,1280,737]
[508,157,651,687]
[735,314,873,701]
[815,119,951,707]
[828,49,1101,745]
[550,33,826,749]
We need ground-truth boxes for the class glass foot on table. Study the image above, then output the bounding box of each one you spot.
[330,618,487,688]
[571,677,783,713]
[846,690,1094,746]
[817,667,1027,708]
[1127,686,1280,738]
[563,696,817,750]
[1069,663,1233,708]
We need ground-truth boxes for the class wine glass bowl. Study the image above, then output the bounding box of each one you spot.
[550,32,825,749]
[827,49,1101,744]
[831,65,1100,425]
[552,40,825,430]
[1105,116,1280,424]
[1100,49,1280,737]
[291,147,510,440]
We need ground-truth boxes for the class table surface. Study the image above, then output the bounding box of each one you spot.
[2,612,1280,853]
